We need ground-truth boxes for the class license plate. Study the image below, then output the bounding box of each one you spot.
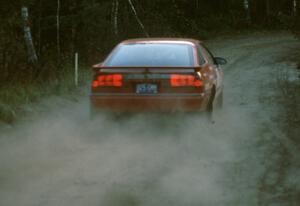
[136,84,158,94]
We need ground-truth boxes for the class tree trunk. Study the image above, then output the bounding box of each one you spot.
[70,0,77,58]
[293,0,297,16]
[114,0,119,35]
[57,0,61,63]
[127,0,149,37]
[266,0,270,17]
[38,0,42,57]
[244,0,251,22]
[21,7,38,63]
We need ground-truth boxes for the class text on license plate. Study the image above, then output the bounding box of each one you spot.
[136,84,158,94]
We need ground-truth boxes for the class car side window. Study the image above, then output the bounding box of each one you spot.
[197,46,206,65]
[200,44,215,65]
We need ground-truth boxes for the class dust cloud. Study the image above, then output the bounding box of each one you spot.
[0,33,299,206]
[0,94,255,206]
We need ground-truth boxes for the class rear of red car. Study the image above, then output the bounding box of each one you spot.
[90,39,212,113]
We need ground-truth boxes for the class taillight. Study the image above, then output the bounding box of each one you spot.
[92,74,123,87]
[170,75,203,87]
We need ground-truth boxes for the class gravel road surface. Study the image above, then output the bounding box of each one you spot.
[0,33,299,206]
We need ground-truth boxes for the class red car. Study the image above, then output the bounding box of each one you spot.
[90,38,226,115]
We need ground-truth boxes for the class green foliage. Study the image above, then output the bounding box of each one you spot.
[0,0,299,122]
[0,65,90,123]
[1,0,299,82]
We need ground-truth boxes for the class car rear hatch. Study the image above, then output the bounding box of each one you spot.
[91,66,205,95]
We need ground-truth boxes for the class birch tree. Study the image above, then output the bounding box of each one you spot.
[21,7,38,63]
[127,0,149,37]
[244,0,251,21]
[293,0,297,16]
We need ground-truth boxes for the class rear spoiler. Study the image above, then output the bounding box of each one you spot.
[92,65,202,74]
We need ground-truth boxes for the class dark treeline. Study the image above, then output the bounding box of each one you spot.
[0,0,299,84]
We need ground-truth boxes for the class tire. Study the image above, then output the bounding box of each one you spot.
[216,91,223,109]
[205,88,215,122]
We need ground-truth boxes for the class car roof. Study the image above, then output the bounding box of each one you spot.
[120,38,201,46]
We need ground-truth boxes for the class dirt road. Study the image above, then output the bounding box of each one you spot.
[0,33,299,206]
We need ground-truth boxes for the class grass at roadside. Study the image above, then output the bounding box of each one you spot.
[0,67,91,124]
[0,30,294,124]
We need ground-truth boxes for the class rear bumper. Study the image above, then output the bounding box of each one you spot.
[90,93,210,112]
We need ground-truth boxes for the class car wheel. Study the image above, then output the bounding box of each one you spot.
[216,91,223,109]
[205,88,215,121]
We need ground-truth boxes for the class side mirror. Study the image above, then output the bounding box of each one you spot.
[214,57,227,65]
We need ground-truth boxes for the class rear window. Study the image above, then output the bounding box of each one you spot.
[105,43,195,67]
